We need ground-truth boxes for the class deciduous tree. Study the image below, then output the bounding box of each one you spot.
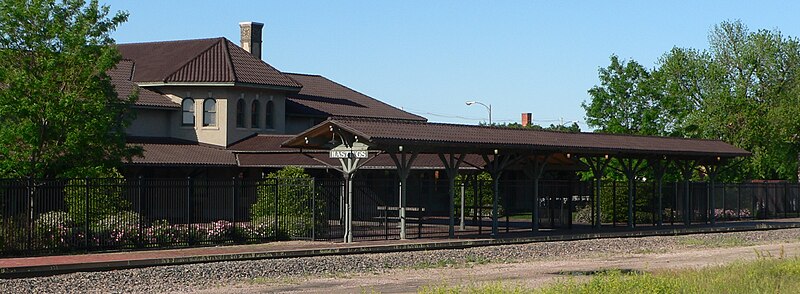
[0,0,136,178]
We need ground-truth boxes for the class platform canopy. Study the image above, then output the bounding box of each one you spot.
[283,118,750,163]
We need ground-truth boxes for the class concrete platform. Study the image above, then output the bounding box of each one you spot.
[2,219,799,279]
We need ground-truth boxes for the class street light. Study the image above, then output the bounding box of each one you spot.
[465,100,492,125]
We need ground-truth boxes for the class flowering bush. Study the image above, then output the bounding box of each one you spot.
[249,217,281,240]
[21,214,285,251]
[144,219,179,245]
[34,211,76,248]
[714,208,751,220]
[93,211,140,246]
[201,220,234,243]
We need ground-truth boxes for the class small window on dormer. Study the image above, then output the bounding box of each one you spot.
[203,98,216,127]
[236,99,245,128]
[251,100,260,128]
[265,100,274,129]
[181,98,194,126]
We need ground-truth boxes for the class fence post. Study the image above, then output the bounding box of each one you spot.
[752,184,758,219]
[505,184,509,233]
[84,178,90,251]
[764,183,769,219]
[418,182,423,239]
[186,176,192,245]
[721,184,726,221]
[27,178,33,251]
[138,176,143,248]
[737,184,742,219]
[274,178,279,241]
[475,177,482,235]
[707,181,711,224]
[311,178,316,241]
[785,182,789,218]
[672,182,677,225]
[612,181,616,227]
[590,180,594,228]
[231,177,237,243]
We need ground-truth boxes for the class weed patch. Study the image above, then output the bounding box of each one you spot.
[679,235,750,248]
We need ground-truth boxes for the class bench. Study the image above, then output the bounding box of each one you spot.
[375,206,425,225]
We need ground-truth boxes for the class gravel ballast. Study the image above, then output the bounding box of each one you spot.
[2,228,800,293]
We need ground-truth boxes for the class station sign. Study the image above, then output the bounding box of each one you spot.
[329,142,369,159]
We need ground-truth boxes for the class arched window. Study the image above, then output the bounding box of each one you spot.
[181,98,194,126]
[265,101,275,129]
[236,99,245,128]
[251,100,260,128]
[203,98,216,127]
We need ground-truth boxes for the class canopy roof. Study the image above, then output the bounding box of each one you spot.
[283,118,751,161]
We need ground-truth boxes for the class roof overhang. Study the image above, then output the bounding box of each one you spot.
[136,82,301,92]
[283,119,751,164]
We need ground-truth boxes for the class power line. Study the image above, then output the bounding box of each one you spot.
[402,106,585,126]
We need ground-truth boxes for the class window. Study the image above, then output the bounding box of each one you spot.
[250,100,260,128]
[203,98,216,127]
[181,98,194,126]
[265,101,274,129]
[236,99,245,128]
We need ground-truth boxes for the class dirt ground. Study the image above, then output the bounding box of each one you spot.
[197,240,800,294]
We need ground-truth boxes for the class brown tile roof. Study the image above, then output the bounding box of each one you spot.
[108,60,178,108]
[284,73,426,121]
[227,135,297,151]
[117,38,301,89]
[285,118,752,159]
[128,138,236,166]
[236,153,482,170]
[128,135,483,169]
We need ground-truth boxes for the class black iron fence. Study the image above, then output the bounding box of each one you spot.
[0,178,323,256]
[0,178,798,256]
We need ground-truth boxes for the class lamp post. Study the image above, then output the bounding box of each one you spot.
[465,100,492,125]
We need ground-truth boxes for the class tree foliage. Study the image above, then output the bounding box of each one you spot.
[63,167,128,225]
[251,166,318,238]
[498,121,581,133]
[583,55,672,136]
[584,20,800,181]
[0,0,136,178]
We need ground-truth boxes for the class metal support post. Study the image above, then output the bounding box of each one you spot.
[438,153,465,238]
[460,183,466,230]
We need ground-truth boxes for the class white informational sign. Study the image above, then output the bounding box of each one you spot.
[329,142,369,159]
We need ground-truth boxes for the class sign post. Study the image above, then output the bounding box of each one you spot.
[330,142,369,243]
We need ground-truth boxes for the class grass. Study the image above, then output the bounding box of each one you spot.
[411,258,460,269]
[419,249,800,294]
[504,213,532,221]
[419,281,531,294]
[679,235,751,248]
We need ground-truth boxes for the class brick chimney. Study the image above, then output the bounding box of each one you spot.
[239,22,264,60]
[521,113,532,127]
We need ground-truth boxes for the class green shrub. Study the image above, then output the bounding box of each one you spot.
[455,172,503,216]
[250,166,317,238]
[598,181,655,224]
[63,167,129,225]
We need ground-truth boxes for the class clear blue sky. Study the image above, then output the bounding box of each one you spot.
[103,1,800,128]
